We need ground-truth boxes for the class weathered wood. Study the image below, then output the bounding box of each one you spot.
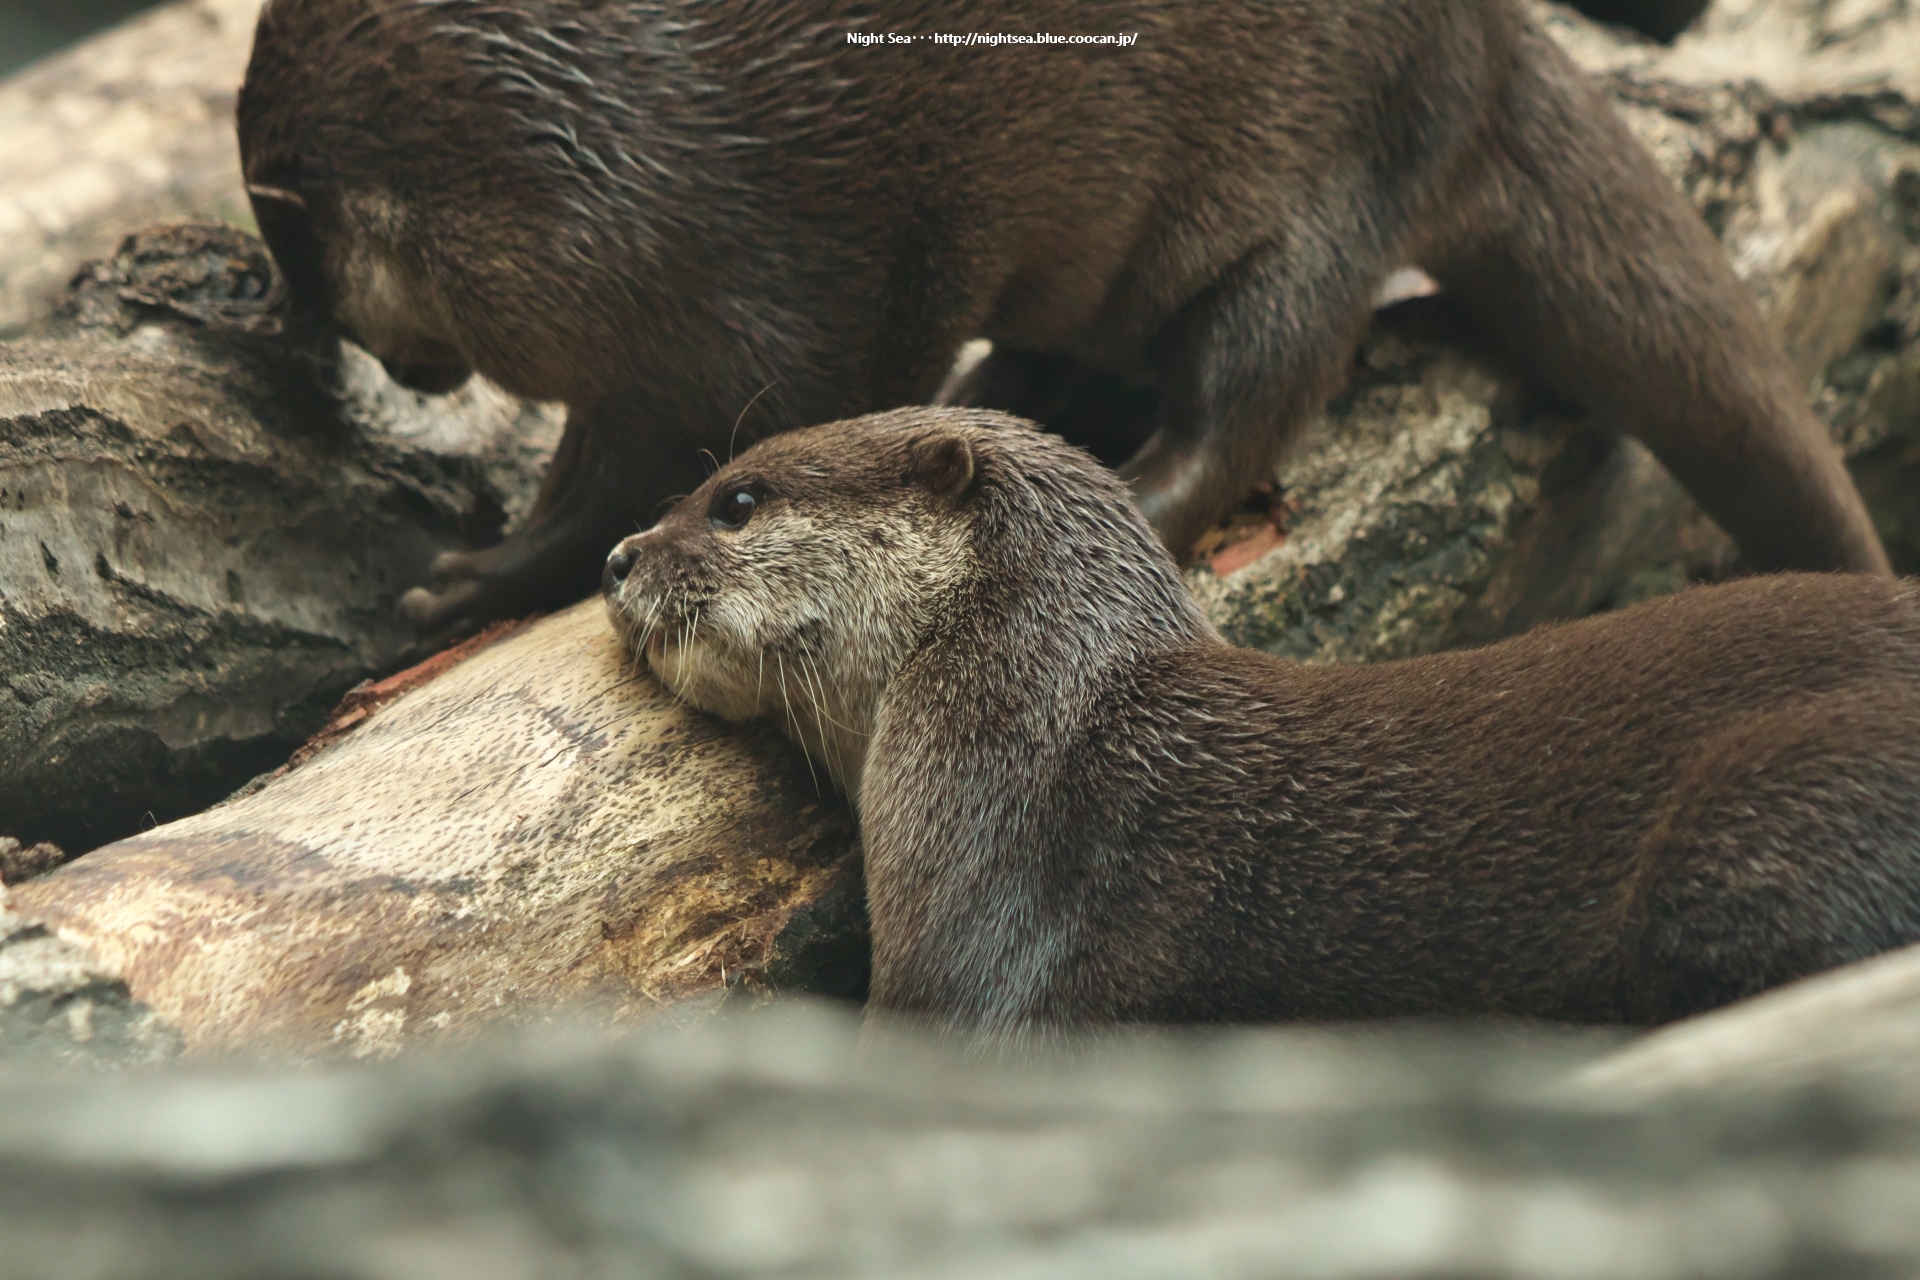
[7,601,865,1061]
[1191,2,1920,661]
[0,221,560,853]
[1,0,1917,1065]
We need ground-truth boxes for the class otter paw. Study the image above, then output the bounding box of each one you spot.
[427,548,489,584]
[397,580,485,636]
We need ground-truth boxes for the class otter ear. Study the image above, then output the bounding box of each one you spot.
[246,181,331,310]
[905,431,976,500]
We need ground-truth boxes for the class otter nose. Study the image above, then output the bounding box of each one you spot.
[603,543,639,594]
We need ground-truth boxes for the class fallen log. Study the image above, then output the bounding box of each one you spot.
[1567,937,1920,1102]
[0,221,560,854]
[0,0,266,336]
[3,1004,1920,1280]
[6,601,866,1061]
[1192,1,1920,662]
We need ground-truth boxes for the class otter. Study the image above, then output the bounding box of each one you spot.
[605,407,1920,1032]
[239,0,1890,635]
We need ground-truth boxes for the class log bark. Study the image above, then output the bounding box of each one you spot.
[4,601,865,1062]
[0,221,560,854]
[0,0,265,336]
[1567,938,1920,1102]
[1190,1,1920,662]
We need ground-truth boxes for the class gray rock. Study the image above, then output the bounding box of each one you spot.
[4,1003,1920,1279]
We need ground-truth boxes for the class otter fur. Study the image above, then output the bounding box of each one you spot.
[239,0,1890,634]
[606,408,1920,1032]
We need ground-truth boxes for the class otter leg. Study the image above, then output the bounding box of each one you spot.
[1622,692,1920,1022]
[398,396,709,634]
[1120,240,1391,559]
[1429,25,1889,575]
[942,346,1160,469]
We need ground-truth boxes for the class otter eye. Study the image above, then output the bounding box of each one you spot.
[710,484,759,530]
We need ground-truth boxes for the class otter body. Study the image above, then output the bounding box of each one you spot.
[608,409,1920,1031]
[240,0,1888,633]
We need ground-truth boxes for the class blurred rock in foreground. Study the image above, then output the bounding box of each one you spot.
[6,1001,1920,1280]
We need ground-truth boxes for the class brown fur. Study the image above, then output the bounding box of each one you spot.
[608,408,1920,1034]
[239,0,1889,634]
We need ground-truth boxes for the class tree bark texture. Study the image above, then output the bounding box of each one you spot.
[1569,932,1920,1102]
[0,0,265,337]
[0,222,561,854]
[5,602,866,1062]
[1189,1,1920,662]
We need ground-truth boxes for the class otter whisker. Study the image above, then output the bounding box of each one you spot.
[794,649,841,783]
[728,379,781,463]
[795,647,868,739]
[775,651,822,797]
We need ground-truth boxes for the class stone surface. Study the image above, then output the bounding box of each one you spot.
[4,1003,1920,1279]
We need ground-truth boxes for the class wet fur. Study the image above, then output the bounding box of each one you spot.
[611,408,1920,1034]
[239,0,1888,633]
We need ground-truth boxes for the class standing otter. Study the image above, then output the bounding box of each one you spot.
[239,0,1890,634]
[606,408,1920,1032]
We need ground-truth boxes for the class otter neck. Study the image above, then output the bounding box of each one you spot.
[858,475,1217,1027]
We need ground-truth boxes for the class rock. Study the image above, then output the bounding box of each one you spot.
[3,1002,1920,1278]
[0,222,562,853]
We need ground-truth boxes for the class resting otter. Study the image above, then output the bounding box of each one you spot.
[606,408,1920,1032]
[239,0,1890,634]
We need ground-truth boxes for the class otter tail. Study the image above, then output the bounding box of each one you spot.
[1428,14,1889,576]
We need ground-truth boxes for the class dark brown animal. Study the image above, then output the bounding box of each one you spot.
[606,408,1920,1034]
[238,0,1890,634]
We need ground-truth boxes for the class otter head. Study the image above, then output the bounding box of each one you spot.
[237,0,707,407]
[602,410,986,802]
[243,179,474,394]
